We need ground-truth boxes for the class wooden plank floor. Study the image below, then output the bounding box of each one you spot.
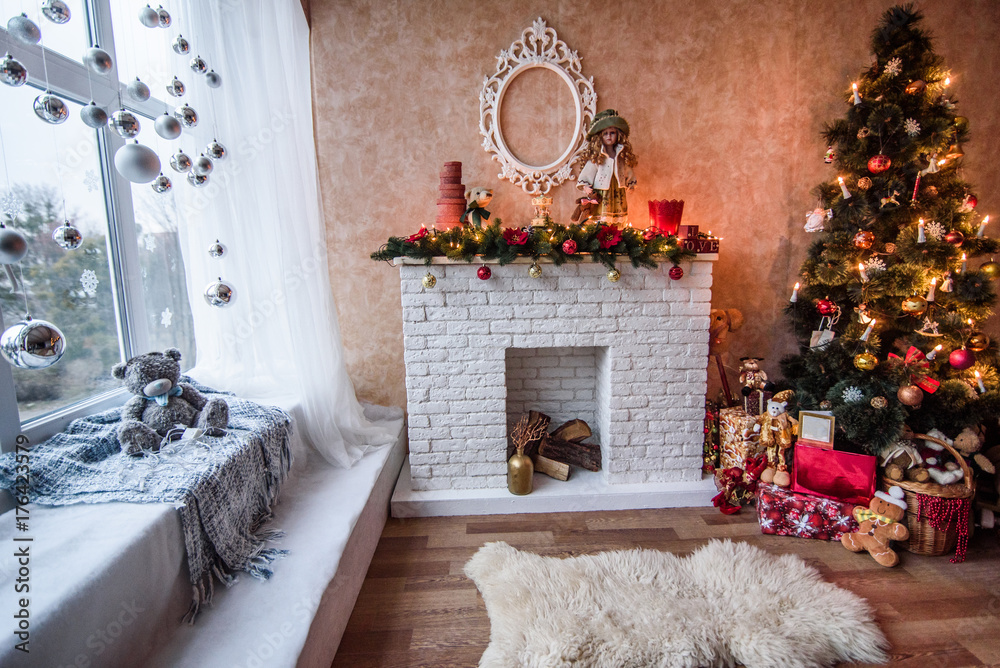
[332,506,1000,667]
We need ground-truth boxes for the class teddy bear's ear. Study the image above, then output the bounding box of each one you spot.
[164,347,182,361]
[112,362,127,380]
[726,308,745,332]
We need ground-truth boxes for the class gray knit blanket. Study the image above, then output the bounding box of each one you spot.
[0,379,293,622]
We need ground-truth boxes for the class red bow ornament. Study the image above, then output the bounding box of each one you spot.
[888,346,940,393]
[405,227,428,243]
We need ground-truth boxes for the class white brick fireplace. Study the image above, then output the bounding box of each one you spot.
[390,256,719,517]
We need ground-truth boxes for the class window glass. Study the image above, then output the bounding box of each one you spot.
[109,0,179,99]
[1,0,91,65]
[0,85,120,420]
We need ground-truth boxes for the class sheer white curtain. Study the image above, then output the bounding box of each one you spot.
[170,0,400,467]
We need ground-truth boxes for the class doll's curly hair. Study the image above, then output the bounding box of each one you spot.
[579,132,638,168]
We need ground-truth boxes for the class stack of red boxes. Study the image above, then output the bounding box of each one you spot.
[436,161,466,228]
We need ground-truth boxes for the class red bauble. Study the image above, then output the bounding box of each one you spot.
[967,195,978,209]
[853,230,875,249]
[477,265,491,280]
[945,230,965,246]
[668,265,684,280]
[897,384,924,407]
[562,239,577,254]
[816,298,838,315]
[949,348,976,370]
[867,154,891,174]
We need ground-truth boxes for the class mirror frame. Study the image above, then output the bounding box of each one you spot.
[479,18,596,195]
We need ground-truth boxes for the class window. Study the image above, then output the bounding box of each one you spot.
[0,1,195,450]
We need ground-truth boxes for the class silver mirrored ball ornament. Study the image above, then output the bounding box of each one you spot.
[189,55,207,74]
[154,112,182,140]
[169,149,192,172]
[33,91,69,124]
[0,317,67,369]
[205,70,222,88]
[41,0,71,24]
[52,221,83,250]
[172,34,189,54]
[0,227,28,264]
[208,240,227,258]
[186,171,209,188]
[138,4,160,27]
[114,141,161,184]
[7,14,41,45]
[165,76,185,97]
[157,5,171,27]
[151,173,172,194]
[206,139,227,161]
[173,103,197,128]
[83,45,113,74]
[110,108,140,138]
[204,278,235,308]
[192,154,213,176]
[80,102,108,128]
[127,77,150,102]
[1,53,27,87]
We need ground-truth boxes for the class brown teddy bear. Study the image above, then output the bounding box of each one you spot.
[842,486,910,567]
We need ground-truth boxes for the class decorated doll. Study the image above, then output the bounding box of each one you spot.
[577,109,637,226]
[747,390,797,487]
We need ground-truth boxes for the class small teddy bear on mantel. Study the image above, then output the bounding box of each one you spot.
[842,486,910,567]
[461,187,493,229]
[112,348,229,457]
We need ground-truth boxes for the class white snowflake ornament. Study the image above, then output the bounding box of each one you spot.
[904,118,920,136]
[884,57,902,77]
[842,386,864,403]
[161,307,173,328]
[864,256,887,274]
[925,220,946,241]
[80,269,99,296]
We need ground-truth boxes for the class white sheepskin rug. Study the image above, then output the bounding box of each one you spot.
[464,539,888,668]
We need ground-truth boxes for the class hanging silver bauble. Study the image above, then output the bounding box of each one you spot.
[41,0,71,24]
[172,34,190,55]
[208,239,227,258]
[173,103,197,128]
[138,4,160,27]
[1,53,27,87]
[7,14,41,45]
[33,91,69,124]
[151,173,172,193]
[157,6,171,27]
[205,70,222,88]
[110,108,140,138]
[192,154,213,176]
[169,149,192,172]
[186,171,209,187]
[127,77,150,102]
[114,141,161,184]
[80,102,108,128]
[189,55,207,75]
[0,226,28,264]
[165,76,185,97]
[204,278,235,307]
[52,221,83,250]
[83,45,113,74]
[206,139,227,161]
[1,317,67,370]
[154,112,182,139]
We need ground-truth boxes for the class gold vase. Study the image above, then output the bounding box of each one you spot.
[507,451,533,495]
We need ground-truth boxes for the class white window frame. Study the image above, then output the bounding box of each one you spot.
[0,0,180,452]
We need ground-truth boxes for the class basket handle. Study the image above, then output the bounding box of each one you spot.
[912,433,974,493]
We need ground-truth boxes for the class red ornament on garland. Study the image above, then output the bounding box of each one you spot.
[477,265,491,280]
[668,265,683,280]
[965,194,978,210]
[949,348,975,370]
[944,230,965,246]
[816,298,837,315]
[853,230,875,249]
[867,154,891,174]
[562,239,577,254]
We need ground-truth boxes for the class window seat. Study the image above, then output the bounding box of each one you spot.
[0,403,405,668]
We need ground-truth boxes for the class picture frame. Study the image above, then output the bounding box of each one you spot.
[797,410,835,449]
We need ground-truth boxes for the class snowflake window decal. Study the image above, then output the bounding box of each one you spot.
[144,234,157,252]
[161,307,173,328]
[1,193,23,220]
[84,170,100,193]
[479,17,596,195]
[80,269,99,296]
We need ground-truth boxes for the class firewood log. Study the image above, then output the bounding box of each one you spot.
[538,436,602,472]
[550,419,592,443]
[532,454,570,481]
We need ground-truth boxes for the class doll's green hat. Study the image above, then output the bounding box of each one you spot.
[588,109,630,138]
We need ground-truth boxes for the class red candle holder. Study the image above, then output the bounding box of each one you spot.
[648,199,684,236]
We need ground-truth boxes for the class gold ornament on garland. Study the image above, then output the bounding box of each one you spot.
[870,396,888,409]
[980,259,1000,280]
[897,384,923,406]
[854,351,878,371]
[528,262,542,279]
[853,230,875,249]
[857,127,872,139]
[968,332,990,352]
[901,295,928,317]
[857,177,872,190]
[905,79,927,95]
[607,268,621,283]
[422,272,437,289]
[883,242,896,254]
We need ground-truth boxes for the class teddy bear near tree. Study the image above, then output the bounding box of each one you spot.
[842,486,910,567]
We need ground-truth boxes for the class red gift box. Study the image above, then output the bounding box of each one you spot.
[791,443,876,506]
[756,483,859,541]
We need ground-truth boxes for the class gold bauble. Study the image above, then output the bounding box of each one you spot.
[421,272,437,289]
[980,260,1000,280]
[901,295,928,316]
[854,352,878,371]
[853,230,875,249]
[870,396,888,409]
[968,331,990,352]
[897,384,924,407]
[905,79,927,95]
[857,177,873,190]
[607,268,621,283]
[528,262,542,279]
[507,452,533,495]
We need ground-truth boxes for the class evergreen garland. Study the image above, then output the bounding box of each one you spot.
[780,5,1000,455]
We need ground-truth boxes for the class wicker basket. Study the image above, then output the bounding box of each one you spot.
[880,433,975,556]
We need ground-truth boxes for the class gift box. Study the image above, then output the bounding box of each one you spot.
[791,443,877,506]
[718,407,762,470]
[742,390,772,416]
[757,483,859,540]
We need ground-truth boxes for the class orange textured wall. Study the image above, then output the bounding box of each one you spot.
[309,0,1000,408]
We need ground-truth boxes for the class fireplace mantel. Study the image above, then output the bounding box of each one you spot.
[390,256,718,517]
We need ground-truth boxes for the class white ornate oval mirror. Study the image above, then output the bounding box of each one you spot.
[479,18,596,195]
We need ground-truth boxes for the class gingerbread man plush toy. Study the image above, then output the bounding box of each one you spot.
[842,486,910,567]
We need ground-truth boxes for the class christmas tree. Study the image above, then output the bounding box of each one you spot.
[781,4,1000,455]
